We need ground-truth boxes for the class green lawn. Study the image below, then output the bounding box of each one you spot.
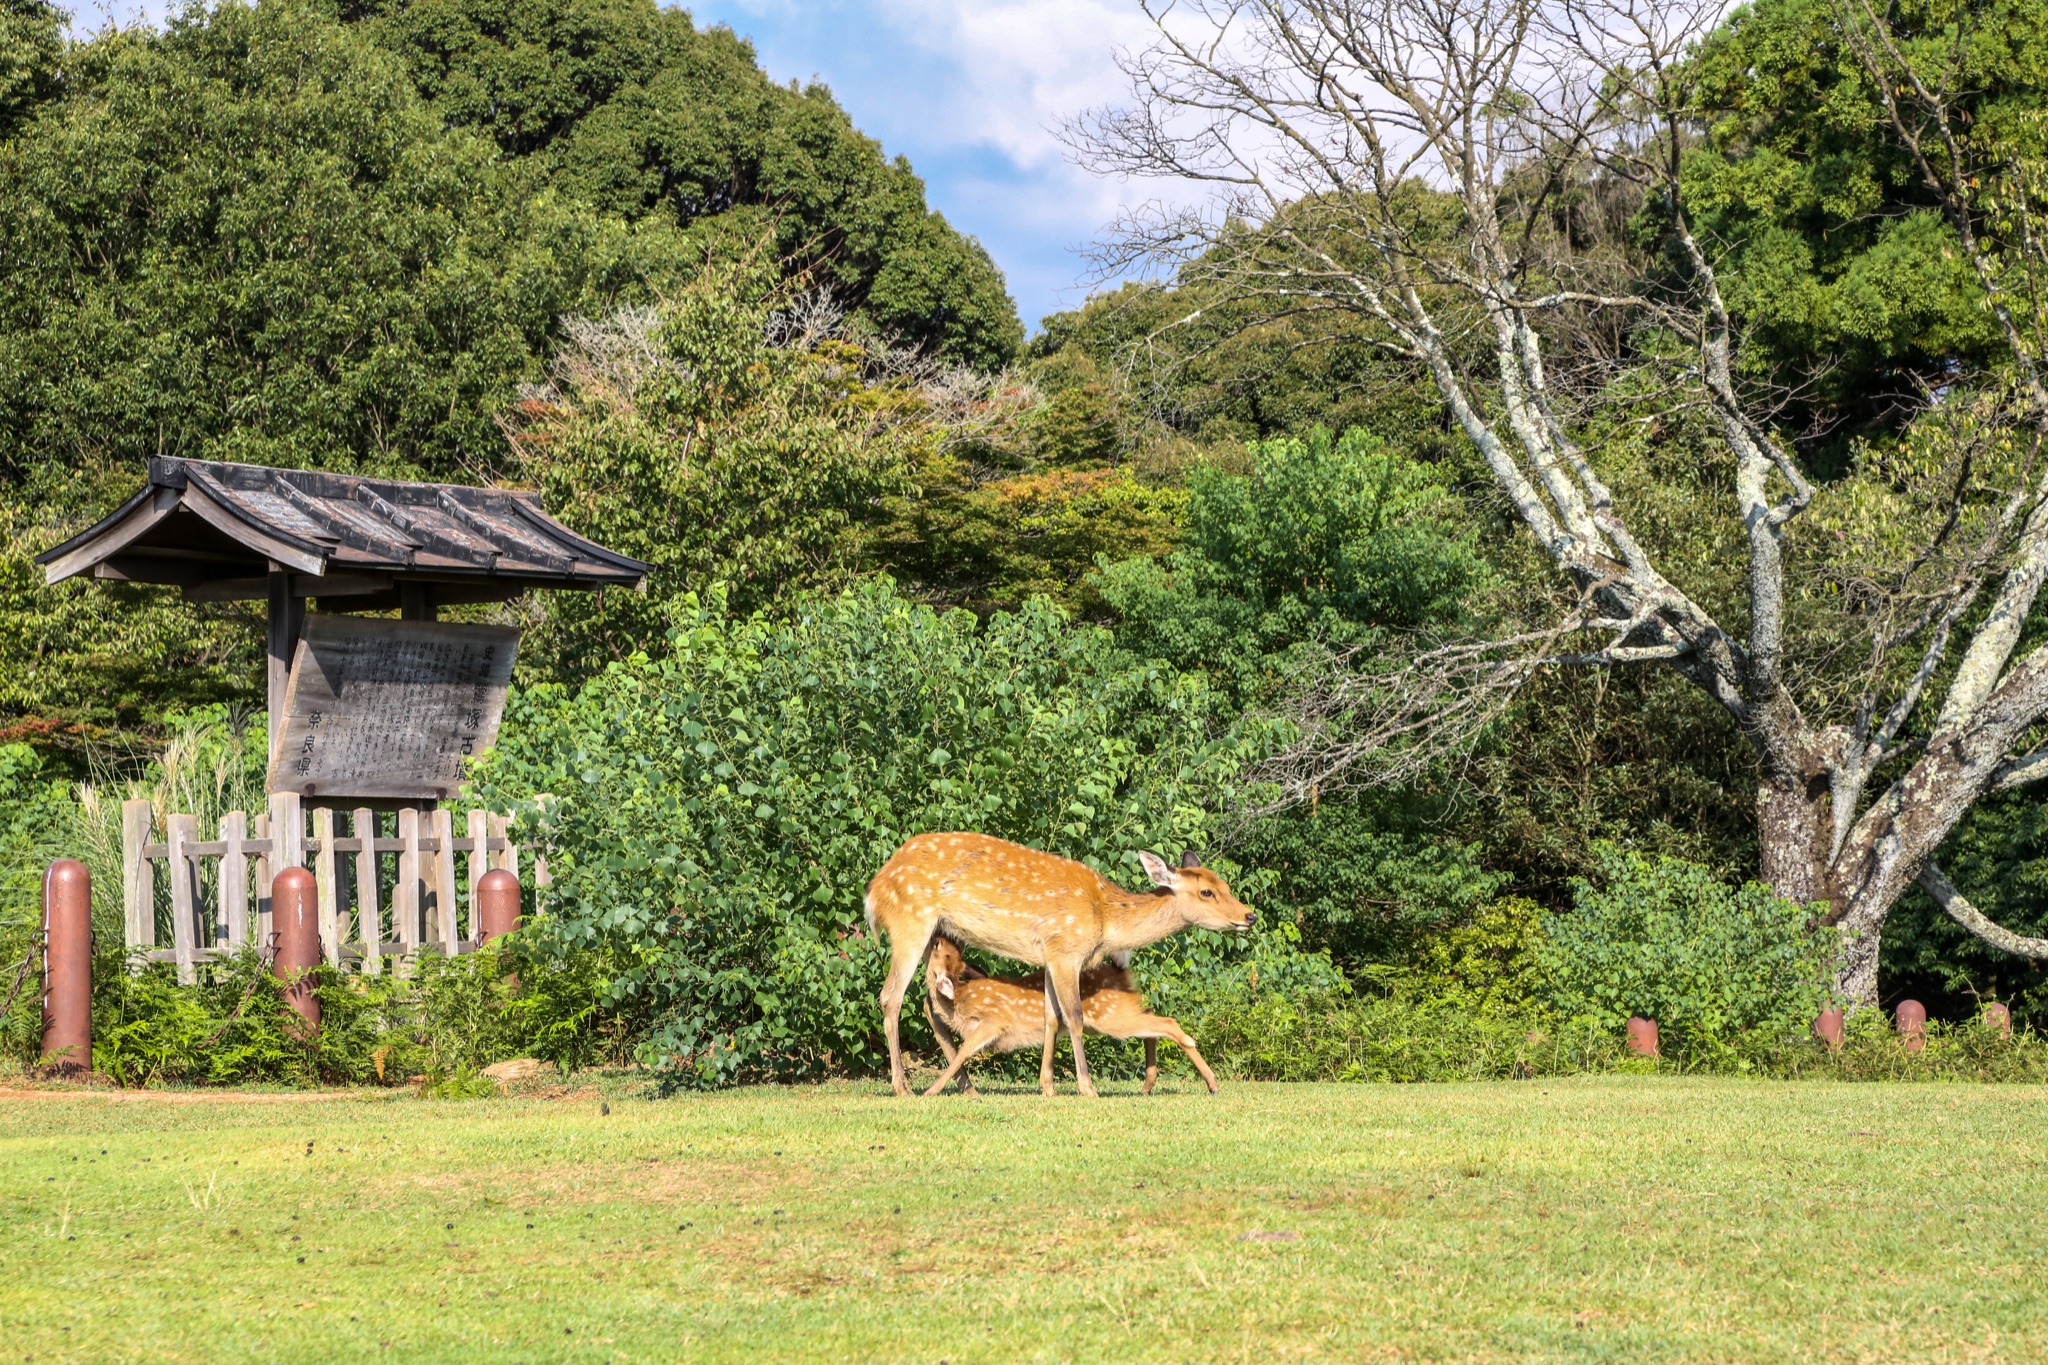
[2,1077,2044,1363]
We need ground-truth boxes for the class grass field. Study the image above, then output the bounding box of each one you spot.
[2,1076,2044,1363]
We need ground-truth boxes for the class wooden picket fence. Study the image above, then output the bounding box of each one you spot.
[121,792,544,983]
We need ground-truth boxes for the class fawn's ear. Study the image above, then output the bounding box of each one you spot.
[1138,851,1179,888]
[934,969,955,1000]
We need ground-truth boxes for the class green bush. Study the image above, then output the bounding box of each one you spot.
[1537,847,1836,1064]
[1411,897,1548,1016]
[472,577,1321,1087]
[1197,991,1624,1082]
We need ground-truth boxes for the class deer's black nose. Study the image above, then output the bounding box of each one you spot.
[1244,908,1258,927]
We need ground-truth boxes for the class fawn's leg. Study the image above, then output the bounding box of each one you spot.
[923,1026,1001,1097]
[1160,1020,1220,1095]
[922,996,959,1065]
[1141,1038,1159,1095]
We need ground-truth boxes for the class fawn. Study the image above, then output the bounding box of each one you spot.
[920,935,1221,1096]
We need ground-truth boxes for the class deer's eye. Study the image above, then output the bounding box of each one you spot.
[1200,889,1215,899]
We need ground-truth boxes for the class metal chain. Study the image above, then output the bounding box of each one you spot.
[0,931,45,1031]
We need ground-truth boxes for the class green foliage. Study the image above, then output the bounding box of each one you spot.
[1411,898,1548,1017]
[1097,427,1489,696]
[1233,797,1506,969]
[0,0,659,485]
[1682,0,2040,452]
[1197,992,1622,1083]
[1759,1007,2048,1082]
[353,0,1020,368]
[0,741,72,931]
[0,0,60,139]
[1882,787,2048,1026]
[1539,847,1836,1064]
[472,577,1306,1087]
[504,265,927,676]
[0,0,1023,739]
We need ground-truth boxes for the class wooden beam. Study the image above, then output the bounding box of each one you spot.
[266,570,306,761]
[185,571,395,603]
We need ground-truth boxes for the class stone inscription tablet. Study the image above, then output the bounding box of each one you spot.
[266,616,520,799]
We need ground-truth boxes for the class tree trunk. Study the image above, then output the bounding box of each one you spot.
[1756,765,1887,1010]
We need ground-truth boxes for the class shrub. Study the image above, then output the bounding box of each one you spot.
[1538,847,1836,1065]
[472,578,1318,1086]
[1197,991,1624,1082]
[1411,897,1547,1015]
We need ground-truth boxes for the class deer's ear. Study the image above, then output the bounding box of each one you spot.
[1139,851,1179,888]
[936,970,955,1000]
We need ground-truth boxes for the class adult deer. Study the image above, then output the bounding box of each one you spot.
[922,936,1220,1097]
[865,833,1254,1096]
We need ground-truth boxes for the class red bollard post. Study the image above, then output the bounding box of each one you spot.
[270,867,321,1037]
[1984,1001,2013,1038]
[475,869,521,943]
[1895,999,1926,1052]
[1813,1008,1845,1052]
[1626,1016,1660,1058]
[40,860,92,1077]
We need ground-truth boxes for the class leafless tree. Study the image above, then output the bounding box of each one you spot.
[1066,0,2048,1007]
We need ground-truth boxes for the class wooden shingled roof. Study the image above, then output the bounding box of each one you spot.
[39,456,649,611]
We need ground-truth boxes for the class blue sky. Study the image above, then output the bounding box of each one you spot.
[681,2,1161,332]
[88,0,1170,332]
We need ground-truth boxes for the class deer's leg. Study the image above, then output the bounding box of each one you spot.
[879,923,934,1097]
[1141,1038,1159,1095]
[923,1025,1000,1098]
[1050,965,1096,1098]
[1040,978,1060,1096]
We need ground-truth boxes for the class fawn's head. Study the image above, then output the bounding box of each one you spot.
[1137,850,1256,932]
[926,935,969,1003]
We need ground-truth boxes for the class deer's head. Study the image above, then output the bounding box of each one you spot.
[1138,850,1257,932]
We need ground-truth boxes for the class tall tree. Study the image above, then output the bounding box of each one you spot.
[1069,0,2048,1006]
[350,0,1022,368]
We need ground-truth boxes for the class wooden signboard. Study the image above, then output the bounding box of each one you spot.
[267,616,520,800]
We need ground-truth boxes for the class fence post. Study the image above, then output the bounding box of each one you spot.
[477,869,520,943]
[396,807,422,963]
[486,812,517,879]
[1895,999,1927,1052]
[166,813,200,986]
[1626,1016,1660,1058]
[269,791,304,870]
[353,808,381,976]
[253,811,273,946]
[430,807,459,950]
[312,806,339,967]
[271,867,320,1038]
[121,800,154,964]
[466,809,488,940]
[220,811,250,950]
[41,861,92,1077]
[1813,1008,1845,1052]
